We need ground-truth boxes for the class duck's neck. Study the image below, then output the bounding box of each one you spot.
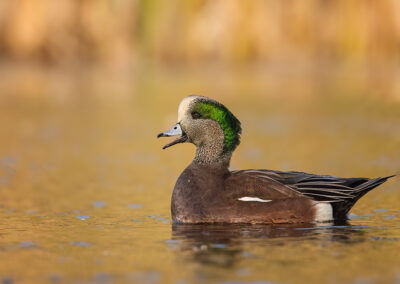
[193,144,232,168]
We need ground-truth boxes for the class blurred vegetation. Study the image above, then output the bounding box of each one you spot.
[0,0,399,68]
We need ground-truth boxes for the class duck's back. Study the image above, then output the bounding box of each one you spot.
[234,169,392,220]
[171,164,314,224]
[171,164,392,224]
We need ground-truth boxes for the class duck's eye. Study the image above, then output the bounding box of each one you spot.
[191,112,201,119]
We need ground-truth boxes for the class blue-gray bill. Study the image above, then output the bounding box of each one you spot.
[157,123,188,149]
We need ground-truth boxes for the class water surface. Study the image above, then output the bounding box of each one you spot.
[0,67,399,283]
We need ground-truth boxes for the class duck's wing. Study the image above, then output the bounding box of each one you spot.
[226,169,305,200]
[231,169,393,203]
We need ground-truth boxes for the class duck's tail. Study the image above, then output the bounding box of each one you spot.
[332,175,395,220]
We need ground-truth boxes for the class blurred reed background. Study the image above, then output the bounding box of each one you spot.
[1,0,399,68]
[0,0,400,103]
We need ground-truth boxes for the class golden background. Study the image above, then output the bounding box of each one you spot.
[0,1,399,283]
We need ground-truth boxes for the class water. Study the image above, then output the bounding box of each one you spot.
[0,66,399,283]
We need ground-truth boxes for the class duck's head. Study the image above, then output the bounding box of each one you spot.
[158,95,241,164]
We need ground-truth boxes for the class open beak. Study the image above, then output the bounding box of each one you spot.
[157,123,188,149]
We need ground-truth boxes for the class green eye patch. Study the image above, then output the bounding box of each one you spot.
[194,101,241,152]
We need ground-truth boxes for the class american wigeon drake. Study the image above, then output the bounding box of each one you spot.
[158,95,393,224]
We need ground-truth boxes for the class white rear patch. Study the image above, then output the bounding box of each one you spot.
[177,96,198,122]
[313,202,333,222]
[238,197,272,203]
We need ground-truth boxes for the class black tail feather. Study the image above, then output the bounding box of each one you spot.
[332,175,395,220]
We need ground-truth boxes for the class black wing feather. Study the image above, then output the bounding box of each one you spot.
[232,169,394,219]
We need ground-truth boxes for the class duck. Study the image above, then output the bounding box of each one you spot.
[157,95,393,224]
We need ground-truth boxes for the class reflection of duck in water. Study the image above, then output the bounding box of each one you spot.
[171,223,313,268]
[170,223,366,268]
[172,223,316,242]
[158,95,393,224]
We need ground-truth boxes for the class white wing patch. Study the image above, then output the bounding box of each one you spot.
[238,197,272,203]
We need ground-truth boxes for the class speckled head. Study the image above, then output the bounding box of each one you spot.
[158,95,242,164]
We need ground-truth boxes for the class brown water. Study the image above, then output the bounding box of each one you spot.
[0,66,400,283]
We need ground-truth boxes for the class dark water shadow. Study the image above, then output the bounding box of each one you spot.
[169,221,369,268]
